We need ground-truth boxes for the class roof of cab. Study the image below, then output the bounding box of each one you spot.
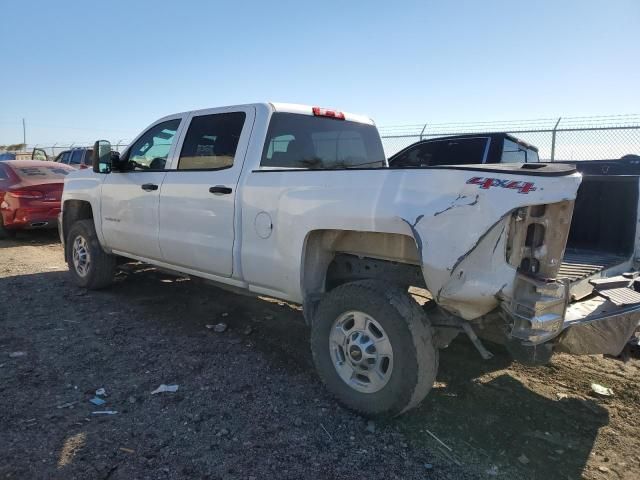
[159,102,375,126]
[269,102,375,125]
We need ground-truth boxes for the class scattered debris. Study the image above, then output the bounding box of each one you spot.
[320,423,333,441]
[151,384,179,395]
[205,324,215,330]
[95,388,106,396]
[216,428,229,437]
[518,454,530,465]
[424,463,433,470]
[365,420,376,433]
[212,323,227,333]
[598,466,610,473]
[119,447,135,454]
[91,410,118,415]
[56,401,78,409]
[243,325,253,335]
[128,396,137,404]
[591,383,614,397]
[221,312,229,317]
[8,351,27,358]
[264,315,274,321]
[556,392,569,400]
[425,428,452,452]
[89,397,106,406]
[293,417,303,427]
[486,465,499,476]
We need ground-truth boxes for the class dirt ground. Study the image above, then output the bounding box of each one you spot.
[1,231,639,480]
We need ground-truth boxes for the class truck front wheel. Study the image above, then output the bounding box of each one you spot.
[311,280,438,417]
[66,219,116,289]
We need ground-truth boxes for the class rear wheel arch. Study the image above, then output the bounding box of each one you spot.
[300,229,423,325]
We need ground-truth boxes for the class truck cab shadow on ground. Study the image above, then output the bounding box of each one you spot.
[0,261,610,479]
[399,338,609,478]
[114,265,610,479]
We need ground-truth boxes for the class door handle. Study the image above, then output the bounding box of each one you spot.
[209,185,233,195]
[141,183,159,191]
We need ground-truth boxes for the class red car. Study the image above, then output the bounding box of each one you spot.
[0,160,74,238]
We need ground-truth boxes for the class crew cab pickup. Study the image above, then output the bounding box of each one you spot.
[59,103,640,417]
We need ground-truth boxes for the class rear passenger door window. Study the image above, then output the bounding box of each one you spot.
[69,150,84,166]
[177,112,246,170]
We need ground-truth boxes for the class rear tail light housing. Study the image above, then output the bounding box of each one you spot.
[7,189,44,199]
[312,107,345,120]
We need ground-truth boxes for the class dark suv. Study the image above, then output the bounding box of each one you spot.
[54,147,93,169]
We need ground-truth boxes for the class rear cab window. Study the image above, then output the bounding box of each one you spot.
[261,113,386,169]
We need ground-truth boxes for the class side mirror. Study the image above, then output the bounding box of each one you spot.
[93,140,112,173]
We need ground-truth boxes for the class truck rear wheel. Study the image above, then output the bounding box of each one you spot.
[311,280,438,417]
[66,219,116,289]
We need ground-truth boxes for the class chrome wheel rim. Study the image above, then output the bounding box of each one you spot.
[329,311,394,393]
[72,235,91,277]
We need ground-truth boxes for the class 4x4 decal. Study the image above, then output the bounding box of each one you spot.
[466,176,537,194]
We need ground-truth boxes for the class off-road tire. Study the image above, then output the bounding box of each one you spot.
[311,279,438,417]
[66,219,116,289]
[0,216,17,239]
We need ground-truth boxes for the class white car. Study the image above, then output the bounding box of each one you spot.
[59,103,640,416]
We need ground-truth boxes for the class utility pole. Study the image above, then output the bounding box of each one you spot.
[22,118,26,147]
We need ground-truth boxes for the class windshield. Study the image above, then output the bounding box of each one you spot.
[0,153,16,161]
[261,113,386,169]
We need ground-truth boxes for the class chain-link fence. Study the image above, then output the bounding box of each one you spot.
[378,115,640,161]
[12,114,640,162]
[19,140,132,159]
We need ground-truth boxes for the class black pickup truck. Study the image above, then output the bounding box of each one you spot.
[388,132,539,167]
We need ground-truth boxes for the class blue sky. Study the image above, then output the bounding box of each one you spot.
[0,0,638,146]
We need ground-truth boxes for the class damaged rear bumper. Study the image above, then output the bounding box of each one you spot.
[503,273,640,356]
[555,297,640,356]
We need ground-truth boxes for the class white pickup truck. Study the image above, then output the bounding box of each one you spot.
[59,103,640,416]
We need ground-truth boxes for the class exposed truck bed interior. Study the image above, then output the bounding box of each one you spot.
[559,176,638,283]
